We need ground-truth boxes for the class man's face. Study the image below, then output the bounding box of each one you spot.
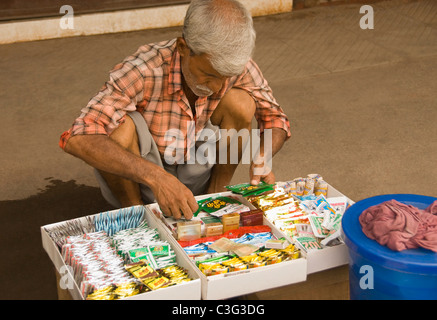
[178,38,228,97]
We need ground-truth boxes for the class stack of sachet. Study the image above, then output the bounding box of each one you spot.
[239,174,350,252]
[155,182,302,277]
[46,207,193,300]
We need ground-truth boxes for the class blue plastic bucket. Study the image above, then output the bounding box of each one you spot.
[342,194,437,300]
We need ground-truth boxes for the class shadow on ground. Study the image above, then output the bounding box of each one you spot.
[0,179,113,300]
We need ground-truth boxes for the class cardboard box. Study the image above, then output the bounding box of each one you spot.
[241,182,354,275]
[196,256,307,300]
[148,192,307,300]
[41,205,201,300]
[42,180,352,300]
[305,183,353,274]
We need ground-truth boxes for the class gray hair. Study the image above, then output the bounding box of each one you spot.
[182,0,256,77]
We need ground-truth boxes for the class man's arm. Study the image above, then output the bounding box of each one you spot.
[250,127,288,185]
[64,134,198,219]
[230,59,291,185]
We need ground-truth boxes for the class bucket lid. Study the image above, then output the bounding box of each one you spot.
[342,194,437,274]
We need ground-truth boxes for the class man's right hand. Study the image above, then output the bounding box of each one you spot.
[65,134,198,220]
[150,170,198,220]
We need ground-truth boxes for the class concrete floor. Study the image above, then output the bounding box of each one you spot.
[0,0,436,299]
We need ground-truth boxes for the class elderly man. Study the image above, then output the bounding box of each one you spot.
[60,0,290,219]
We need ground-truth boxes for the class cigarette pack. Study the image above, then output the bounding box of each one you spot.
[265,239,289,249]
[221,212,240,233]
[240,209,263,226]
[205,222,223,237]
[177,221,201,241]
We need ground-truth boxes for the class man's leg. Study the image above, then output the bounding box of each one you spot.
[96,115,143,207]
[207,88,256,193]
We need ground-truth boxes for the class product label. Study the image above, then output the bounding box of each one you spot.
[295,236,323,251]
[308,215,329,238]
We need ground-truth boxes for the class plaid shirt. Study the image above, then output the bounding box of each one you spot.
[60,39,291,160]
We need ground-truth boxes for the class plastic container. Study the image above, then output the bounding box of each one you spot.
[342,194,437,300]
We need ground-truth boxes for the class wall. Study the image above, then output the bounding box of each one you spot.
[0,0,293,44]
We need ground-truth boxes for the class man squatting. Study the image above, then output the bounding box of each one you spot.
[60,0,291,220]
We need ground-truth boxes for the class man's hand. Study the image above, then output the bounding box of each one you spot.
[249,156,275,185]
[65,134,198,220]
[249,128,287,186]
[150,170,198,220]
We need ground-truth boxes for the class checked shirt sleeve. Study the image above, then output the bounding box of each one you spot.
[59,58,145,149]
[232,59,291,138]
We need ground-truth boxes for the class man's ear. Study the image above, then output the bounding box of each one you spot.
[177,37,190,57]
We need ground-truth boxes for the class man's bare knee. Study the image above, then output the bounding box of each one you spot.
[212,88,256,129]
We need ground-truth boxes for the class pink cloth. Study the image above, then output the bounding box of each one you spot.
[359,199,437,252]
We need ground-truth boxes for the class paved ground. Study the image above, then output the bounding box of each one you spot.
[0,0,436,299]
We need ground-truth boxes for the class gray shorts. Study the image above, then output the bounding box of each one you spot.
[94,111,220,208]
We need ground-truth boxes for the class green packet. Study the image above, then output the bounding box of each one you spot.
[195,254,234,267]
[225,181,275,197]
[200,216,221,224]
[193,196,244,217]
[129,244,170,260]
[198,196,240,213]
